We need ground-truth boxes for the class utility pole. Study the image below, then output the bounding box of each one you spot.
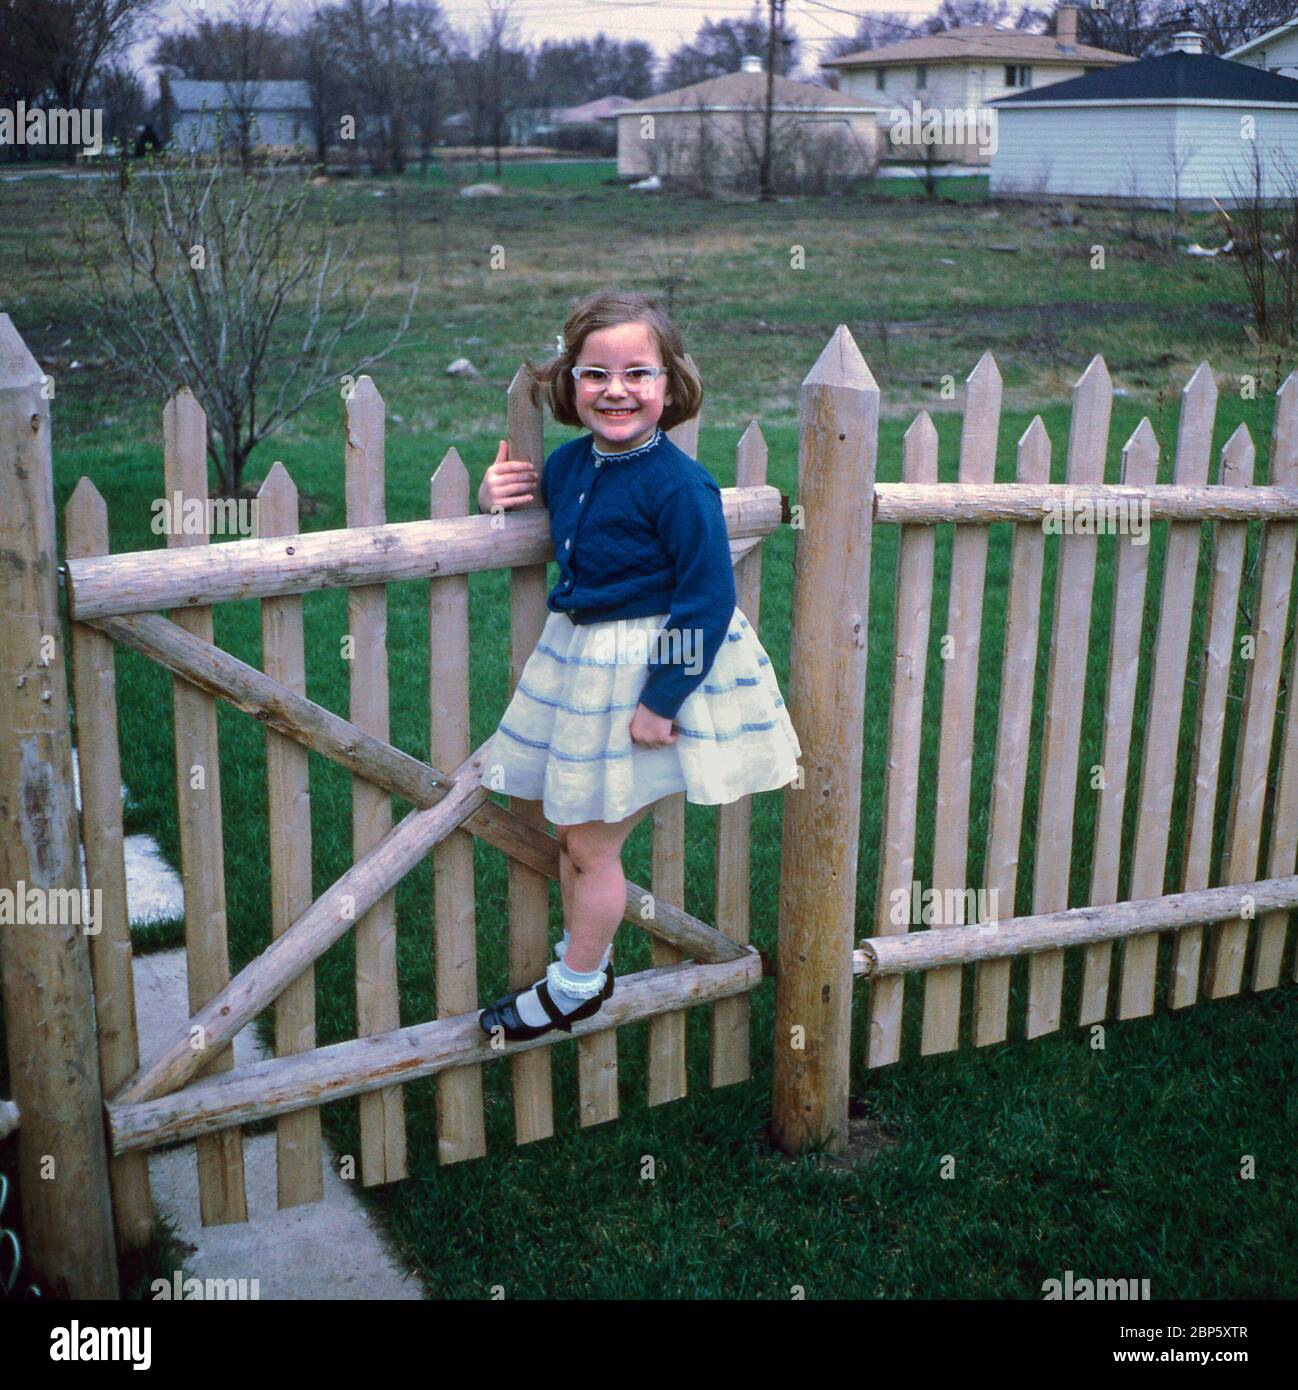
[759,0,786,199]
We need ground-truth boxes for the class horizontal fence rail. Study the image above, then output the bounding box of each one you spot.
[63,486,785,621]
[872,482,1298,524]
[856,877,1298,977]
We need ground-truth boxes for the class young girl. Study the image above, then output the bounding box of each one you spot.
[476,289,801,1042]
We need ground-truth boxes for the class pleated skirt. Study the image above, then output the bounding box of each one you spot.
[481,606,802,826]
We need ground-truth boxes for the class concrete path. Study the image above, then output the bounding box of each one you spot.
[72,750,425,1300]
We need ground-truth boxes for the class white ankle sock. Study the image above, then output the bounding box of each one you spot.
[514,944,610,1027]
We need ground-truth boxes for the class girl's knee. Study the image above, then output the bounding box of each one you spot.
[565,826,622,874]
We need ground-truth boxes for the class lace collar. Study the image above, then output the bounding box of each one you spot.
[590,425,664,463]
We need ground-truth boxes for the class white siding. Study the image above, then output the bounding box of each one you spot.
[841,60,1096,109]
[1234,29,1298,79]
[173,108,306,152]
[843,60,1112,163]
[990,103,1298,204]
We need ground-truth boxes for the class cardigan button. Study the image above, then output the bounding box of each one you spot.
[578,492,585,502]
[565,538,571,549]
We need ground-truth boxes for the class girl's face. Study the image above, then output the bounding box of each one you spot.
[572,320,673,454]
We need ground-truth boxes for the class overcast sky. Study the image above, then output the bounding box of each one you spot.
[131,0,956,82]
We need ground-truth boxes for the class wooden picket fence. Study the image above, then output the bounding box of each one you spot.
[3,311,1298,1297]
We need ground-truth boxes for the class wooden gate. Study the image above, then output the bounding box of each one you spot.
[0,314,784,1292]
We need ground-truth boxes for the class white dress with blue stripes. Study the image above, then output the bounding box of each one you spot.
[481,606,802,825]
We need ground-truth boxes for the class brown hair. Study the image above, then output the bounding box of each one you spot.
[525,288,703,431]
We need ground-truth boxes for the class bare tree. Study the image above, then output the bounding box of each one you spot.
[63,142,420,493]
[0,0,160,160]
[822,11,917,61]
[445,0,528,174]
[663,9,799,89]
[1175,1,1298,56]
[318,0,450,174]
[1218,141,1298,344]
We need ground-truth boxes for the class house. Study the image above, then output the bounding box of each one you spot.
[169,79,311,152]
[988,26,1298,207]
[553,95,636,126]
[820,3,1133,165]
[615,55,888,189]
[1226,14,1298,80]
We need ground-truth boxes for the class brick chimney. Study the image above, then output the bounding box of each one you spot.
[1056,4,1079,49]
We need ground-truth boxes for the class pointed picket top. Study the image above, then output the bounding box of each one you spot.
[1218,422,1255,487]
[1181,359,1218,412]
[256,460,299,540]
[802,324,877,394]
[1120,417,1159,487]
[344,375,385,523]
[507,361,534,399]
[162,387,209,544]
[902,411,938,482]
[0,312,42,391]
[1065,354,1112,484]
[1016,415,1051,483]
[1071,353,1112,400]
[430,446,469,518]
[258,467,299,537]
[258,458,298,504]
[344,373,385,451]
[507,361,544,465]
[736,419,768,487]
[959,351,1002,482]
[65,476,109,559]
[966,349,1003,394]
[346,373,383,411]
[1166,360,1216,487]
[162,385,207,464]
[1169,360,1217,487]
[1271,370,1298,486]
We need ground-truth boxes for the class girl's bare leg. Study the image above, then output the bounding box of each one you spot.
[557,805,652,973]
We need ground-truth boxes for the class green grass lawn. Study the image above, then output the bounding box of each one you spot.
[1,162,1296,1299]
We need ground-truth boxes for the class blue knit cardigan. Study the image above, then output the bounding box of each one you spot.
[531,426,737,721]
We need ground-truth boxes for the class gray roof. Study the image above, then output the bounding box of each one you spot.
[169,79,312,113]
[990,50,1298,106]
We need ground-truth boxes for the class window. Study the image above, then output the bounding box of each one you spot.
[1004,64,1033,87]
[876,69,886,91]
[916,64,928,89]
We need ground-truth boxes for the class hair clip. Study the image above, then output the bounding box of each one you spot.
[554,333,565,356]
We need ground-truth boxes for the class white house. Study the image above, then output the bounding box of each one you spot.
[820,3,1133,164]
[1226,14,1298,80]
[169,79,312,153]
[988,27,1298,207]
[615,55,889,188]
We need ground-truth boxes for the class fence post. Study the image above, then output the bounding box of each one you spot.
[0,314,118,1296]
[772,326,878,1155]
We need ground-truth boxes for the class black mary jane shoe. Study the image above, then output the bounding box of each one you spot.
[478,959,614,1042]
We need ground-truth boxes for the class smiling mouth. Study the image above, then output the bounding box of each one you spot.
[598,407,638,416]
